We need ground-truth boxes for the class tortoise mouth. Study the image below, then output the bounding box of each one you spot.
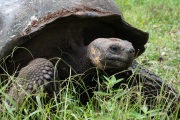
[102,55,133,70]
[106,55,134,65]
[107,58,129,64]
[105,59,132,68]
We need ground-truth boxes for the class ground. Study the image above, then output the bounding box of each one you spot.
[0,0,180,119]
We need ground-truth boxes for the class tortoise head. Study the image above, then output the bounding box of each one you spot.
[87,38,135,71]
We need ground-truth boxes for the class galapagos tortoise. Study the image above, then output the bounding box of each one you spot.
[0,0,179,115]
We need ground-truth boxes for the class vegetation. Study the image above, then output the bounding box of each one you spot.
[0,0,179,119]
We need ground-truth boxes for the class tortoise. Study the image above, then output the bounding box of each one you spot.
[0,0,179,115]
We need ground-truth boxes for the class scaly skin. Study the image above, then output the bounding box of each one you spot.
[7,58,58,105]
[126,60,180,115]
[129,60,178,99]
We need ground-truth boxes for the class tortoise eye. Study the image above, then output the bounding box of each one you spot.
[110,45,120,53]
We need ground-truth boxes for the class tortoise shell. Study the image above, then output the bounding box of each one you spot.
[0,0,148,60]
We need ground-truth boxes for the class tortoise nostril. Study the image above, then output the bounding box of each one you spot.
[130,49,135,54]
[126,48,135,54]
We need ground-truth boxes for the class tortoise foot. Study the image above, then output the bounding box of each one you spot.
[6,58,59,106]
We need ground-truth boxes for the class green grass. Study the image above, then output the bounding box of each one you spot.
[0,0,180,119]
[116,0,180,87]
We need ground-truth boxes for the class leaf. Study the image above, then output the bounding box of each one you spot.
[114,91,128,100]
[103,75,123,88]
[36,95,42,110]
[126,111,146,119]
[94,91,110,96]
[3,101,15,115]
[141,104,148,114]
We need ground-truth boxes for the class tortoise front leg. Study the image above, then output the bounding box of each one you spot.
[6,58,59,106]
[129,60,178,98]
[126,60,180,115]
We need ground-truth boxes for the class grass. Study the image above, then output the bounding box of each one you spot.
[0,0,180,119]
[116,0,180,90]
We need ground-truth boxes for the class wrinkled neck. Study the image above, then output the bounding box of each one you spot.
[75,46,95,74]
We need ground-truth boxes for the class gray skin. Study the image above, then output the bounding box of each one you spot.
[88,38,135,71]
